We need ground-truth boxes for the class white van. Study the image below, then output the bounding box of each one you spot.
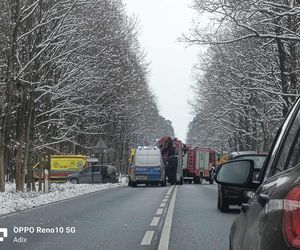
[129,147,166,187]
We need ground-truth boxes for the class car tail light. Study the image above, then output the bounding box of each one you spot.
[284,186,300,248]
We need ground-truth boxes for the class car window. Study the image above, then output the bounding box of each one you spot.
[93,166,100,172]
[272,105,300,175]
[135,155,161,166]
[82,167,91,174]
[286,129,300,169]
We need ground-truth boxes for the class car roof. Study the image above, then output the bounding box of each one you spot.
[90,164,116,167]
[229,151,267,159]
[135,147,161,156]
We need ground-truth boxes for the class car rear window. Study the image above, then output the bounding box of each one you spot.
[135,155,161,166]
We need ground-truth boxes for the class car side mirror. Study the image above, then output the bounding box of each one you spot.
[215,159,254,186]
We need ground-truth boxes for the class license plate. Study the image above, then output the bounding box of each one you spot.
[136,176,147,180]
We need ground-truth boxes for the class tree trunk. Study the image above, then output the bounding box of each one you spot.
[25,91,35,191]
[0,142,5,192]
[276,37,289,117]
[15,81,26,192]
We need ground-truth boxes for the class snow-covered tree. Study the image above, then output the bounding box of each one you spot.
[185,0,300,152]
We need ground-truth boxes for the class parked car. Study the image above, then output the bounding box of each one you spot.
[215,96,300,250]
[67,165,118,184]
[217,151,267,212]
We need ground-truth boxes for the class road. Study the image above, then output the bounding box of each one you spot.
[0,183,239,250]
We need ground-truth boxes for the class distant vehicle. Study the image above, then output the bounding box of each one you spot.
[217,151,267,212]
[33,155,89,182]
[99,165,118,183]
[67,165,118,184]
[127,147,136,180]
[183,147,216,184]
[158,137,184,185]
[215,151,229,166]
[129,146,166,187]
[228,151,261,160]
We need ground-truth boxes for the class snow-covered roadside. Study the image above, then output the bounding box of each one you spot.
[0,176,128,217]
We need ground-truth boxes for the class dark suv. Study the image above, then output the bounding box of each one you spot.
[216,96,300,250]
[217,151,267,212]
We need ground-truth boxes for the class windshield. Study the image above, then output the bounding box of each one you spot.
[135,155,161,166]
[235,155,267,169]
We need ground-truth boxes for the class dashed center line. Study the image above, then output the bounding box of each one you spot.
[160,202,166,208]
[156,208,164,215]
[166,186,174,196]
[140,185,175,247]
[150,217,160,226]
[141,231,155,245]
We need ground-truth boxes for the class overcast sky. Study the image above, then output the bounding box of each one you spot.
[123,0,201,142]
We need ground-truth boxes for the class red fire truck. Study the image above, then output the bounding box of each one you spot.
[183,147,216,184]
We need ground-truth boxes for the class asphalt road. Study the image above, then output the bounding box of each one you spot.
[0,183,239,250]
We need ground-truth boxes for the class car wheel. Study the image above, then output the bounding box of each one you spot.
[219,191,229,212]
[70,178,79,184]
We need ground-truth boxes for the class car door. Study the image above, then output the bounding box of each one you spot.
[80,167,92,183]
[92,165,102,183]
[100,165,108,183]
[231,97,300,250]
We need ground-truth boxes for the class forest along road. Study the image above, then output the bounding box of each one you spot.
[0,184,238,250]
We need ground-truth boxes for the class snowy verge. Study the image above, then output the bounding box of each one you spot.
[0,176,128,217]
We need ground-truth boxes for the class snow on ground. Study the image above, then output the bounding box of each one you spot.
[0,176,128,217]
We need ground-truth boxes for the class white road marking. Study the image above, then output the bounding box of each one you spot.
[141,231,155,245]
[156,208,164,215]
[162,198,168,203]
[165,195,170,199]
[158,185,178,250]
[166,186,174,196]
[160,202,166,208]
[150,217,160,226]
